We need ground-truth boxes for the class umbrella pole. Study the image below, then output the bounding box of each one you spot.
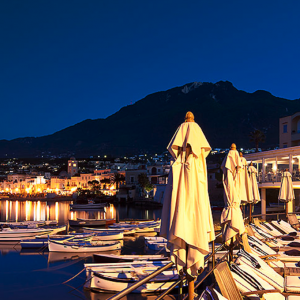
[229,236,234,262]
[188,276,195,300]
[186,245,195,300]
[249,203,252,223]
[286,203,288,218]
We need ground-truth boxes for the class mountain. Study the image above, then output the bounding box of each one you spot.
[1,81,300,157]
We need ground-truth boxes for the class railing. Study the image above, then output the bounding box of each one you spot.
[251,212,287,222]
[107,231,236,300]
[259,173,300,183]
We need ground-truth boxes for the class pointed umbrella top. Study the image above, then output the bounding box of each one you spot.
[185,111,195,122]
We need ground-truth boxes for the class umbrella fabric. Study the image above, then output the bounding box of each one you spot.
[239,157,253,204]
[160,121,215,276]
[221,149,245,243]
[278,171,295,203]
[249,165,261,204]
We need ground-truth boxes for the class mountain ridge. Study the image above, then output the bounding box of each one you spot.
[1,81,300,157]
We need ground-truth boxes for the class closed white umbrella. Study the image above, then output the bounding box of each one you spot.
[221,144,246,244]
[160,112,215,279]
[248,163,261,204]
[279,169,295,216]
[239,153,253,204]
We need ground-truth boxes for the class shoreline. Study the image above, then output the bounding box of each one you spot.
[0,196,73,202]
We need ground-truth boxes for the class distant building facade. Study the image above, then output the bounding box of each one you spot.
[279,112,300,148]
[68,157,78,176]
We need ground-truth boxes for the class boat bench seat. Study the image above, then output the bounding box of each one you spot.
[285,276,300,293]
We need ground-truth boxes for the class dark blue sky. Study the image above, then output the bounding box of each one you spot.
[1,0,300,140]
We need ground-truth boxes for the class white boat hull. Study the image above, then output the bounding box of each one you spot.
[88,267,181,293]
[48,240,121,252]
[146,242,167,251]
[93,253,167,263]
[0,226,66,241]
[91,274,180,293]
[84,260,173,290]
[83,227,136,235]
[92,232,123,241]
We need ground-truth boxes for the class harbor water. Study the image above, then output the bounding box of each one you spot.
[0,200,165,300]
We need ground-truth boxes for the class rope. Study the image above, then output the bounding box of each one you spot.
[66,276,93,294]
[63,282,86,299]
[62,267,85,284]
[13,242,20,250]
[36,243,48,252]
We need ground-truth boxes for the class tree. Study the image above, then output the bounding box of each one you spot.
[138,173,152,197]
[88,180,100,193]
[144,182,154,198]
[249,129,266,152]
[100,178,110,184]
[112,173,125,190]
[100,178,111,189]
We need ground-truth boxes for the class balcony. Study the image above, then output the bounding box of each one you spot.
[257,172,300,189]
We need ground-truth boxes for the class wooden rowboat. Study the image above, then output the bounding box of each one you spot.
[0,225,66,241]
[93,253,168,263]
[83,227,136,236]
[84,261,182,293]
[20,233,93,249]
[68,218,115,227]
[48,239,121,252]
[70,203,106,209]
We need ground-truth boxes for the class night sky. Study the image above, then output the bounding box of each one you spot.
[1,0,300,140]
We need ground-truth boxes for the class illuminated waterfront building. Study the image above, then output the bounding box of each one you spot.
[67,157,78,176]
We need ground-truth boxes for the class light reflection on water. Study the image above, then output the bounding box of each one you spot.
[0,200,162,225]
[0,200,111,225]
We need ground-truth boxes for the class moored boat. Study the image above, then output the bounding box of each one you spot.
[92,231,123,241]
[145,236,168,251]
[135,226,159,234]
[91,270,181,293]
[70,203,106,210]
[20,233,93,249]
[144,236,167,242]
[83,227,136,236]
[48,239,121,252]
[84,261,180,293]
[0,225,66,241]
[48,250,122,264]
[93,253,168,263]
[0,220,58,227]
[145,241,168,251]
[107,221,160,234]
[69,218,115,227]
